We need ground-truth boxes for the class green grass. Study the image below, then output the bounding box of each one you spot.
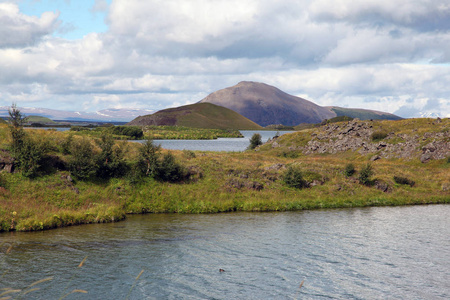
[143,126,243,139]
[26,115,56,124]
[0,120,449,232]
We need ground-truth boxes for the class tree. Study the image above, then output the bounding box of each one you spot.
[137,139,161,177]
[247,133,262,150]
[156,152,186,182]
[8,104,27,157]
[96,133,127,179]
[69,137,97,180]
[359,163,374,186]
[282,165,307,189]
[7,104,44,177]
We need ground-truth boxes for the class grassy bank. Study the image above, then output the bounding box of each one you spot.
[1,149,449,232]
[0,120,449,232]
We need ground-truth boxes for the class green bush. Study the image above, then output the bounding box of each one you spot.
[358,163,374,186]
[394,176,415,187]
[15,136,45,178]
[96,133,128,179]
[60,133,74,155]
[344,163,355,177]
[70,126,91,132]
[247,133,262,150]
[137,140,161,178]
[110,126,143,139]
[156,152,186,182]
[182,149,196,159]
[282,165,307,189]
[278,150,300,158]
[69,138,97,180]
[371,130,388,141]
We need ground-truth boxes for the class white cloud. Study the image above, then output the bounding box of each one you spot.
[0,3,60,48]
[0,0,448,118]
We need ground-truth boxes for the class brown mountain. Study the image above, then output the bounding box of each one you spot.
[127,102,262,130]
[199,81,335,127]
[200,81,401,126]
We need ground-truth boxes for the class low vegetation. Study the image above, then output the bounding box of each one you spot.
[0,110,449,232]
[143,125,243,140]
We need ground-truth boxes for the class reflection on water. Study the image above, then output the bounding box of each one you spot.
[1,205,449,299]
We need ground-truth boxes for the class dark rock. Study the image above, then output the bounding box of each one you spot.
[370,155,381,161]
[244,181,264,191]
[420,153,432,163]
[375,181,390,193]
[264,163,285,171]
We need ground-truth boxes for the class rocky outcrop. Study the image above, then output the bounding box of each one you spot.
[0,150,14,173]
[269,119,450,162]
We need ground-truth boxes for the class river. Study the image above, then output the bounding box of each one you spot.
[1,205,449,299]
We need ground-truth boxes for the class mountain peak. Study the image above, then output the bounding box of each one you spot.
[200,82,335,126]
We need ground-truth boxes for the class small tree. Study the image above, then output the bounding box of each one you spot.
[96,133,127,179]
[344,163,356,177]
[69,137,97,180]
[137,140,161,177]
[282,165,307,189]
[8,104,27,157]
[7,104,45,177]
[359,163,374,186]
[247,133,262,150]
[156,152,186,182]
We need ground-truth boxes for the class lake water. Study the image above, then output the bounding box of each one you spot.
[150,130,293,152]
[1,205,449,299]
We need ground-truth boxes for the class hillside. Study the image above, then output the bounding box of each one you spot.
[26,115,56,124]
[260,118,450,162]
[127,102,262,130]
[328,107,402,121]
[200,81,335,127]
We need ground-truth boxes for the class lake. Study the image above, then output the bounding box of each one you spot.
[1,205,449,299]
[150,130,292,152]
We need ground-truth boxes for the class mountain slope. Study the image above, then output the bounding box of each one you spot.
[328,106,402,121]
[127,103,262,130]
[199,81,336,126]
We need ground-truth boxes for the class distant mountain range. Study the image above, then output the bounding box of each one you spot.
[2,81,403,126]
[0,107,154,122]
[200,81,401,126]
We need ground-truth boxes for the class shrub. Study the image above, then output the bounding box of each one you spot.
[110,126,143,139]
[60,133,74,155]
[278,150,300,158]
[8,104,26,158]
[70,126,90,132]
[247,133,262,150]
[96,133,128,179]
[182,149,196,159]
[358,163,374,186]
[137,140,161,177]
[344,163,355,177]
[156,152,186,182]
[371,130,388,141]
[15,135,45,178]
[69,137,97,180]
[394,176,415,187]
[282,165,307,189]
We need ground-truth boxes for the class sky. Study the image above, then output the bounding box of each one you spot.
[0,0,449,118]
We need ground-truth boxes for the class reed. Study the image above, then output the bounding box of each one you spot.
[125,270,145,300]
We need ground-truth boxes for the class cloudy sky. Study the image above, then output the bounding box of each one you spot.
[0,0,449,117]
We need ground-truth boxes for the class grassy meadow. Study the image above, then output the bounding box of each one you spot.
[0,119,449,232]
